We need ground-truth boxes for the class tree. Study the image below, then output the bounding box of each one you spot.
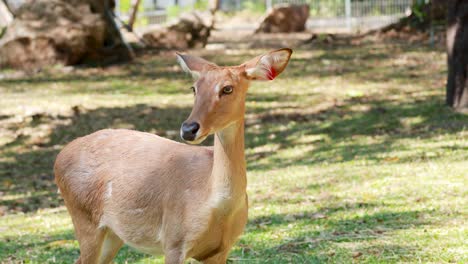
[72,0,133,57]
[446,0,468,110]
[377,0,447,33]
[209,0,221,14]
[0,0,13,28]
[127,0,142,32]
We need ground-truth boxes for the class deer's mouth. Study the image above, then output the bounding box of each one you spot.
[184,133,208,145]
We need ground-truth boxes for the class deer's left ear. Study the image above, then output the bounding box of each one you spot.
[243,48,292,81]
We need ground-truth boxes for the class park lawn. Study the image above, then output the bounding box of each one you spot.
[0,39,467,263]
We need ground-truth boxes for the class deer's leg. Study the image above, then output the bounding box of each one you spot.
[200,250,229,264]
[201,204,247,264]
[70,208,108,264]
[99,228,124,263]
[74,225,105,263]
[164,248,185,264]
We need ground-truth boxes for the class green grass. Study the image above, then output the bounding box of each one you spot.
[0,39,467,263]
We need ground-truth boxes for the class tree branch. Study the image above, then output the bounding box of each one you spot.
[1,0,13,15]
[128,0,141,32]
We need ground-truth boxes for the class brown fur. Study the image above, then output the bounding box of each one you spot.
[54,48,292,264]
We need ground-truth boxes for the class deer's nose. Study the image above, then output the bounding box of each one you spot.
[181,122,200,141]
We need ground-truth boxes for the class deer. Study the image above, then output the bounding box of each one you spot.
[54,48,292,264]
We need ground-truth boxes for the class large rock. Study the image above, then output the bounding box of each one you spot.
[142,12,213,50]
[256,4,309,33]
[0,0,105,69]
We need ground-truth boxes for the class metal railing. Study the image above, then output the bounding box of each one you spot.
[115,0,170,26]
[114,0,413,32]
[230,0,413,32]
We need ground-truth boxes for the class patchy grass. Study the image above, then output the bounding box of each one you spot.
[0,38,467,264]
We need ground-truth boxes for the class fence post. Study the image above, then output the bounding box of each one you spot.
[345,0,351,31]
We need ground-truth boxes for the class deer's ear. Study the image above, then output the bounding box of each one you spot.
[176,53,217,78]
[243,48,292,81]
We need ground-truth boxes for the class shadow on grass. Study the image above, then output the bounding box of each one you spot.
[0,41,440,95]
[246,95,467,171]
[0,56,183,83]
[232,207,431,263]
[1,93,467,213]
[0,226,152,263]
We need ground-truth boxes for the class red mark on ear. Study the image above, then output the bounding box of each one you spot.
[267,67,277,80]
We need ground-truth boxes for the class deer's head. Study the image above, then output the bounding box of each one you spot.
[177,48,292,144]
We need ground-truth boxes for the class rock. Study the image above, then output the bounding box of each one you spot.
[256,4,309,33]
[0,0,105,69]
[142,12,213,50]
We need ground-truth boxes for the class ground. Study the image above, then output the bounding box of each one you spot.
[0,34,467,263]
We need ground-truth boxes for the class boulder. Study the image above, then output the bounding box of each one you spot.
[256,4,309,33]
[142,12,213,50]
[0,0,105,69]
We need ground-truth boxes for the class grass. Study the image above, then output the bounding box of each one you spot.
[0,37,467,263]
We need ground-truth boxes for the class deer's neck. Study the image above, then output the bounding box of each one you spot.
[211,120,247,202]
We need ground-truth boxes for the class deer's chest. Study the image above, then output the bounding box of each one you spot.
[186,194,248,259]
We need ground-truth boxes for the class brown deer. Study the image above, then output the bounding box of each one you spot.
[54,48,292,264]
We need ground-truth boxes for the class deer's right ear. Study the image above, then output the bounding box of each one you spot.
[176,53,217,79]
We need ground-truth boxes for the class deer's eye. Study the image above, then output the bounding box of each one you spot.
[190,86,196,95]
[222,85,233,95]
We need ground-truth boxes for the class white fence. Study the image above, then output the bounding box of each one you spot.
[115,0,172,26]
[265,0,413,32]
[115,0,414,32]
[306,0,413,32]
[269,0,412,17]
[5,0,414,31]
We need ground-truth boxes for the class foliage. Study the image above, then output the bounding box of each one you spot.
[117,0,132,13]
[410,0,430,25]
[383,0,448,32]
[194,0,209,11]
[309,0,345,17]
[242,0,265,14]
[166,0,209,20]
[0,39,467,263]
[166,5,183,19]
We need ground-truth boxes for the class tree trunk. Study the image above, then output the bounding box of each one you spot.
[1,0,12,13]
[209,0,220,13]
[431,0,449,21]
[0,0,13,27]
[447,0,468,110]
[70,0,133,59]
[128,0,141,32]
